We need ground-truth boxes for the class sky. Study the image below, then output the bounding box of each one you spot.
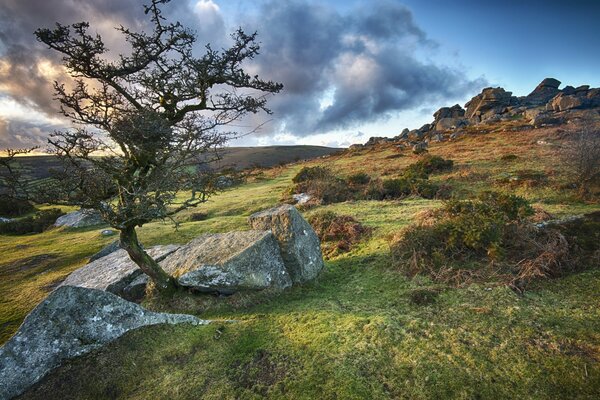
[0,0,599,150]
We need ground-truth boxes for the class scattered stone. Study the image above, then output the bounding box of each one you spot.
[60,245,180,297]
[101,229,116,236]
[0,286,207,400]
[162,230,291,294]
[54,209,104,228]
[292,193,312,205]
[412,142,428,154]
[248,204,324,284]
[0,217,11,223]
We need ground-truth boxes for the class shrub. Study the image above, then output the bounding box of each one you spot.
[378,177,440,200]
[500,154,518,161]
[308,211,372,257]
[0,196,35,217]
[346,172,371,186]
[0,208,64,235]
[292,166,333,183]
[288,166,351,205]
[404,155,454,178]
[390,192,551,287]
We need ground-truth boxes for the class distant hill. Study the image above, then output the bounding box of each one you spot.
[204,145,342,170]
[10,146,342,181]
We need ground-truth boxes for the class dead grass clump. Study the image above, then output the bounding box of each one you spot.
[308,211,372,258]
[530,206,554,224]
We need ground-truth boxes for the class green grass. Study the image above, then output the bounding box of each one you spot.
[2,125,600,398]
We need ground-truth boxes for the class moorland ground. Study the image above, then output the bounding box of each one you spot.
[1,120,599,399]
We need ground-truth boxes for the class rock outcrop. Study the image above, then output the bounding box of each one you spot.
[53,209,104,228]
[0,286,207,400]
[59,245,180,299]
[248,204,324,284]
[162,230,291,294]
[523,78,561,106]
[465,87,516,122]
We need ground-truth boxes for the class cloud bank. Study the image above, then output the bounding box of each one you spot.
[0,0,486,148]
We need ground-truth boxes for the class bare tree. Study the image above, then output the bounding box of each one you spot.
[34,0,282,292]
[562,127,600,198]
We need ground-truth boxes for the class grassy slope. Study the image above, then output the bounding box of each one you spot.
[1,122,599,399]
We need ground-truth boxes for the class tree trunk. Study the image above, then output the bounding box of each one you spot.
[119,226,178,293]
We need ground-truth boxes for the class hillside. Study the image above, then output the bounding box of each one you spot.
[7,146,341,182]
[1,103,599,398]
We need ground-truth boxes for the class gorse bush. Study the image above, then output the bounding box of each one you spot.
[389,192,556,287]
[0,208,64,235]
[403,155,454,179]
[346,172,371,186]
[308,211,372,257]
[292,166,333,184]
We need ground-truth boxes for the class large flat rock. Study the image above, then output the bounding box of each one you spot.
[0,286,207,400]
[59,245,180,298]
[248,204,324,284]
[162,230,291,294]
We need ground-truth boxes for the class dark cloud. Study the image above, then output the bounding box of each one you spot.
[244,0,486,136]
[0,0,486,148]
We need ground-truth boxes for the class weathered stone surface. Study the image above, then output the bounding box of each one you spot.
[162,230,291,293]
[435,117,469,131]
[0,286,207,400]
[60,245,180,297]
[523,78,561,106]
[551,93,584,111]
[54,209,104,228]
[248,204,324,284]
[531,113,565,127]
[524,107,545,121]
[465,87,514,120]
[412,142,429,154]
[89,240,121,262]
[433,104,465,120]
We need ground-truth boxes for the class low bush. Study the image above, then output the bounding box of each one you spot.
[346,172,371,186]
[0,196,35,217]
[292,166,333,183]
[500,154,518,161]
[0,208,64,235]
[286,156,453,205]
[389,192,581,288]
[308,211,372,257]
[403,155,454,179]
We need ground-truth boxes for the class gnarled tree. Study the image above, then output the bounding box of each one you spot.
[34,0,282,292]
